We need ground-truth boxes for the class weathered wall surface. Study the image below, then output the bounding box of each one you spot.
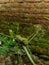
[0,0,49,24]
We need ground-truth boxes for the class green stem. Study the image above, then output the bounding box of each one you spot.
[23,46,36,65]
[28,31,39,44]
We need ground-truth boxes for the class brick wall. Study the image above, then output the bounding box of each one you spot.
[0,0,49,24]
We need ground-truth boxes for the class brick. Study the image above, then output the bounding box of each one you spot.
[14,0,23,2]
[0,0,9,3]
[0,0,49,24]
[24,0,42,2]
